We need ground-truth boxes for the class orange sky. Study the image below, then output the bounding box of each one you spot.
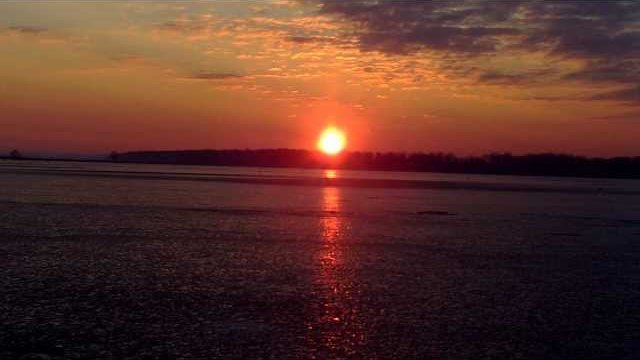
[1,1,639,156]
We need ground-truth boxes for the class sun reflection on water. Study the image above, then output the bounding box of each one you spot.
[308,185,365,358]
[324,169,338,179]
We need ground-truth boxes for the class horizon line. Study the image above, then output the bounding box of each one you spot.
[3,147,640,161]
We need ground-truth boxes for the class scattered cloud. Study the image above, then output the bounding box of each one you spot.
[189,71,245,80]
[287,35,341,45]
[564,61,640,84]
[313,1,523,55]
[6,25,48,34]
[312,1,639,57]
[478,68,559,85]
[522,94,589,102]
[590,86,640,104]
[590,111,640,121]
[310,0,640,86]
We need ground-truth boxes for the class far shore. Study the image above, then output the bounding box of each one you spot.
[4,148,640,180]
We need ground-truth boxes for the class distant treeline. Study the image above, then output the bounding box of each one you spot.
[111,149,640,179]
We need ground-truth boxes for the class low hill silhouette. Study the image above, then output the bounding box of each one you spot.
[112,149,640,179]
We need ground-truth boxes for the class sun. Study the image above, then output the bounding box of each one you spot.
[317,127,346,155]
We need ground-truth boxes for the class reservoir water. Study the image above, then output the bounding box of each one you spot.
[1,160,639,359]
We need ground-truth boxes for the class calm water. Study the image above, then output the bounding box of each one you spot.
[1,160,639,359]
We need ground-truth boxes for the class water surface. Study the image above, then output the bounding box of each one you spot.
[1,160,639,359]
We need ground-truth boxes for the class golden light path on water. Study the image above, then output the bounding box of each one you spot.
[324,169,338,179]
[308,170,366,358]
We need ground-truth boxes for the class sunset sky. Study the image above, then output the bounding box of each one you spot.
[1,0,639,156]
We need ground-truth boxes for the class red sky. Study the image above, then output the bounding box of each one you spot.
[1,1,639,156]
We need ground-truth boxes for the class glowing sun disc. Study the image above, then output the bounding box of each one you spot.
[317,127,346,155]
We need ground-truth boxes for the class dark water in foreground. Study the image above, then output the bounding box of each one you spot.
[1,160,639,359]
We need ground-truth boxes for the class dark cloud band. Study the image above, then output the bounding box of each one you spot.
[310,0,640,92]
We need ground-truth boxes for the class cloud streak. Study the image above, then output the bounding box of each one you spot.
[590,86,640,104]
[6,25,48,34]
[189,72,245,80]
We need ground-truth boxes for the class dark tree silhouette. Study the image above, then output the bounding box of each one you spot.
[9,149,22,159]
[108,151,120,161]
[111,149,640,179]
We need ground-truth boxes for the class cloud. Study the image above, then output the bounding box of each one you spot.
[189,72,245,80]
[590,112,640,121]
[310,0,640,85]
[523,2,639,59]
[156,20,207,33]
[510,86,640,105]
[564,61,640,84]
[314,0,523,55]
[313,1,639,56]
[590,86,640,104]
[313,1,520,53]
[3,25,69,46]
[478,68,558,85]
[7,25,47,34]
[6,25,48,34]
[285,34,347,49]
[152,16,222,41]
[141,1,639,104]
[522,94,589,102]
